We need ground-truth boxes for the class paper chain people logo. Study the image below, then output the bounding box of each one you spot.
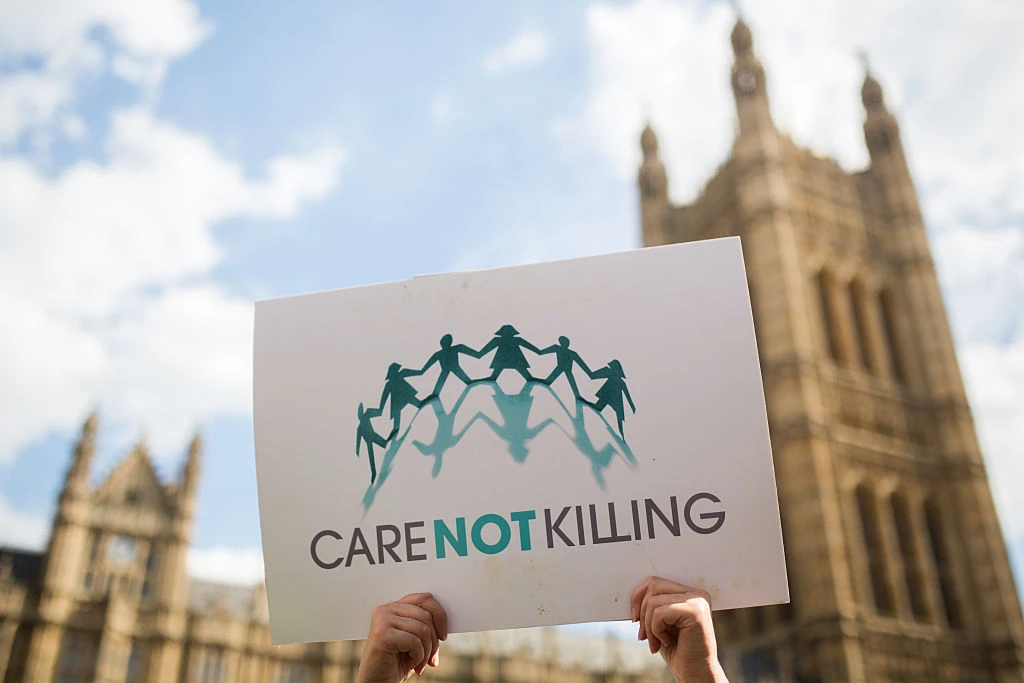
[355,325,637,509]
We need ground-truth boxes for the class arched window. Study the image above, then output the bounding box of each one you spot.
[199,647,226,682]
[879,288,907,381]
[849,280,876,373]
[924,499,962,627]
[141,544,159,599]
[816,270,843,363]
[890,492,929,620]
[126,640,150,683]
[56,631,99,681]
[856,484,894,614]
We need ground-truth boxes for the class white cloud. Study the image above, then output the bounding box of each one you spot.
[0,41,102,146]
[187,546,265,585]
[932,227,1024,538]
[552,0,735,204]
[962,338,1024,537]
[0,0,346,465]
[0,0,210,60]
[935,227,1024,345]
[0,107,344,463]
[97,286,255,452]
[0,0,211,146]
[483,29,551,73]
[0,496,50,551]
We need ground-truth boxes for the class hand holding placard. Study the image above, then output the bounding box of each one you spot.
[355,577,731,683]
[631,576,729,683]
[355,592,449,683]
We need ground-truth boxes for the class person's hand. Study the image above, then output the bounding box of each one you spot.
[631,576,728,683]
[356,593,449,683]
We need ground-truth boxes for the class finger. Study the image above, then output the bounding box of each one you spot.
[640,581,707,649]
[630,576,656,621]
[639,584,657,645]
[401,592,449,642]
[386,628,426,673]
[389,604,439,665]
[390,615,433,673]
[396,593,446,667]
[646,594,692,653]
[646,591,713,654]
[632,575,688,620]
[640,587,660,652]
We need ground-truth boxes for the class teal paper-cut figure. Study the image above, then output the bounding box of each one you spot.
[465,381,555,462]
[588,359,636,437]
[420,334,478,400]
[475,324,541,383]
[355,403,387,484]
[378,362,424,437]
[539,336,593,399]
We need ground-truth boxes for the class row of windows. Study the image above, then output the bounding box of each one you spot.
[53,638,312,683]
[854,485,961,627]
[815,270,908,381]
[55,631,98,683]
[188,646,313,683]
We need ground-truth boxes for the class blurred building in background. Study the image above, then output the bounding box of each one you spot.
[0,414,671,682]
[639,16,1024,683]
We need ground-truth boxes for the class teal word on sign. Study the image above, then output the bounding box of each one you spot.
[435,511,537,558]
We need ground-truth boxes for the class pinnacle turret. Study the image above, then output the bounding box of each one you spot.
[65,411,98,494]
[178,431,202,509]
[729,16,774,140]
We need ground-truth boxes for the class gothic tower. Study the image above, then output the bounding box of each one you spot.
[639,18,1024,683]
[19,415,202,683]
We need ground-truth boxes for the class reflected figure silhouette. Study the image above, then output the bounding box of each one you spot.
[464,381,555,463]
[412,389,476,477]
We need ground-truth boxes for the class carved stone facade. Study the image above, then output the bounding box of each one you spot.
[639,17,1024,683]
[0,415,671,682]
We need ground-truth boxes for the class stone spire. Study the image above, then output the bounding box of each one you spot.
[860,57,902,160]
[638,122,667,200]
[64,411,98,496]
[637,121,670,246]
[178,431,202,513]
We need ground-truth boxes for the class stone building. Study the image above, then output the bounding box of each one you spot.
[0,414,670,682]
[638,16,1024,683]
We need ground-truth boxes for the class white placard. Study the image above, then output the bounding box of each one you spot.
[253,237,788,644]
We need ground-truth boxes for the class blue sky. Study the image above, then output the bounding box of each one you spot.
[1,0,1022,639]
